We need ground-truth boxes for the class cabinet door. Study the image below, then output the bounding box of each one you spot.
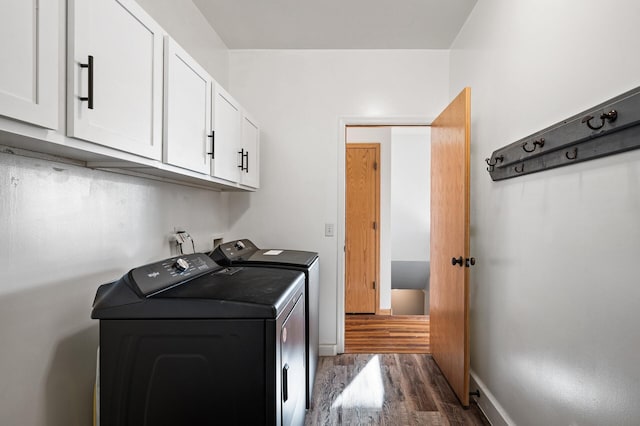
[0,0,58,129]
[212,84,241,182]
[240,113,260,189]
[67,0,163,160]
[163,38,212,174]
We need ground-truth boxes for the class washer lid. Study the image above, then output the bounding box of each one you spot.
[92,254,304,320]
[157,266,304,315]
[242,249,318,268]
[212,239,318,268]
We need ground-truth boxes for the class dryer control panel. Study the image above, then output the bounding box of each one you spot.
[211,239,259,263]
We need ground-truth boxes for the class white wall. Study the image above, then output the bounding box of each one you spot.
[0,154,228,426]
[136,0,230,87]
[450,1,640,425]
[346,126,392,309]
[0,2,230,425]
[227,49,450,352]
[390,126,430,262]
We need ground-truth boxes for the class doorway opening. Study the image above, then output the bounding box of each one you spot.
[344,125,431,353]
[338,89,471,403]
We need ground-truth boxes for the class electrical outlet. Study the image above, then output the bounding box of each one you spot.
[175,232,189,245]
[325,223,335,237]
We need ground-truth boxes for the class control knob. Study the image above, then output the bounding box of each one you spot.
[174,258,189,272]
[235,240,245,250]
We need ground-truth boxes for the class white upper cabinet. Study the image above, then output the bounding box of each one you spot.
[240,113,260,189]
[164,46,260,186]
[0,0,58,129]
[67,0,164,160]
[163,37,212,174]
[0,0,259,191]
[212,84,242,182]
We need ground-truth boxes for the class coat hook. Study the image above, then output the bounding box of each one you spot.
[485,155,504,172]
[522,138,545,153]
[514,163,524,173]
[565,147,578,160]
[582,109,617,131]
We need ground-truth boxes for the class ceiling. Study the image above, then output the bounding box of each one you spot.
[192,0,478,49]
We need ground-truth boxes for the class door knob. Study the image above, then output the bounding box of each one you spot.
[451,256,463,267]
[465,257,476,267]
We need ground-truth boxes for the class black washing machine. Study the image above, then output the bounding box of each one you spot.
[92,253,306,426]
[210,239,319,409]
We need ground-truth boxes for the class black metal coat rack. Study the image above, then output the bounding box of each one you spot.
[485,86,640,181]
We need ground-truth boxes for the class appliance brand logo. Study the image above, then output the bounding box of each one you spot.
[147,272,160,278]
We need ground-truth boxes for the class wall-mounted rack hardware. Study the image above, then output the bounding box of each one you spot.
[485,86,640,181]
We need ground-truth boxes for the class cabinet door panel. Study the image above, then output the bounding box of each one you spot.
[0,0,58,129]
[68,0,163,160]
[163,38,212,174]
[212,86,241,182]
[241,113,260,189]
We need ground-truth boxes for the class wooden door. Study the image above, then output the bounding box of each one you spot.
[430,88,471,406]
[163,37,212,174]
[345,143,380,314]
[68,0,164,160]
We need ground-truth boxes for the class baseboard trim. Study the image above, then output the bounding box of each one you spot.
[319,344,337,356]
[469,370,515,426]
[378,308,392,315]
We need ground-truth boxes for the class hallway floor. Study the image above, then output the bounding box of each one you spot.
[345,315,430,353]
[305,353,488,425]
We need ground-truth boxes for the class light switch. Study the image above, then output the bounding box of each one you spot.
[325,223,335,237]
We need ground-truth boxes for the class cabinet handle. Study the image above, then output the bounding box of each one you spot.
[282,363,289,402]
[207,131,215,158]
[451,256,463,267]
[238,148,245,170]
[79,55,94,109]
[243,150,249,172]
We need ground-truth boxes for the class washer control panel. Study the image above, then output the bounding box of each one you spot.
[129,253,219,297]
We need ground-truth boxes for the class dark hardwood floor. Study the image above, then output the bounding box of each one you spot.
[345,315,430,354]
[305,354,488,426]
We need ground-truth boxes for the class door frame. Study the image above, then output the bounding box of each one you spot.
[336,116,432,354]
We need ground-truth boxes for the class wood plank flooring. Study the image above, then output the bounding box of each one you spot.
[345,315,430,353]
[305,354,489,425]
